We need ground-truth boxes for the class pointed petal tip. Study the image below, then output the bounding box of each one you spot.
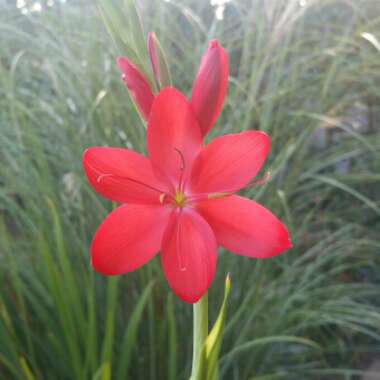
[115,56,154,121]
[255,129,270,139]
[116,56,139,77]
[273,224,293,257]
[147,31,155,44]
[285,235,293,250]
[116,56,127,70]
[280,223,293,251]
[209,39,219,48]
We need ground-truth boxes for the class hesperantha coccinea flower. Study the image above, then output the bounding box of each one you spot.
[83,40,292,303]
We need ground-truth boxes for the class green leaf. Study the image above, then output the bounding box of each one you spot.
[167,294,178,380]
[124,0,149,65]
[195,275,231,380]
[100,277,119,380]
[115,281,154,380]
[18,357,36,380]
[96,0,154,87]
[96,0,137,59]
[221,336,321,366]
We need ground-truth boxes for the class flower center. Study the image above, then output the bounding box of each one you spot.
[173,191,186,207]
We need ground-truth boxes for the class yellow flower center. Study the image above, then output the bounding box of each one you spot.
[174,191,186,207]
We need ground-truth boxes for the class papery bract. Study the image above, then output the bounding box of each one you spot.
[147,32,172,89]
[147,32,161,87]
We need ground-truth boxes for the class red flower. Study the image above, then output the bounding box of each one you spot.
[117,39,228,136]
[84,43,291,304]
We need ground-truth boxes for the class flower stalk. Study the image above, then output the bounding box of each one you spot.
[190,293,208,380]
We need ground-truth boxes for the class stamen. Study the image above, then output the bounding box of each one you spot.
[159,193,167,204]
[174,148,186,192]
[175,210,187,271]
[96,172,167,194]
[207,192,232,199]
[97,174,113,183]
[87,163,167,195]
[187,192,232,203]
[247,171,271,188]
[187,171,272,203]
[215,171,272,194]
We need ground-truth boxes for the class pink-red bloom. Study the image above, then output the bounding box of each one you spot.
[84,41,291,304]
[117,39,228,136]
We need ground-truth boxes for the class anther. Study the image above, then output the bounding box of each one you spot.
[159,193,166,204]
[248,171,271,187]
[97,174,113,183]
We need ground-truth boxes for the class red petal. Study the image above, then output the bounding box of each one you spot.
[117,57,154,121]
[197,195,292,258]
[190,40,228,136]
[83,147,168,204]
[91,204,170,275]
[161,209,217,303]
[190,131,270,194]
[147,87,202,186]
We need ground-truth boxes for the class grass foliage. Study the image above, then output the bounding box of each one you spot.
[0,0,380,379]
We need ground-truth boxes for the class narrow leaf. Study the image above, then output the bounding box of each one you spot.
[115,281,154,380]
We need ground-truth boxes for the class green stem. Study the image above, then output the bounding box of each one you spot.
[190,293,208,380]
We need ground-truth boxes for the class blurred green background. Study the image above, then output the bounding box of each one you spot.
[1,0,380,379]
